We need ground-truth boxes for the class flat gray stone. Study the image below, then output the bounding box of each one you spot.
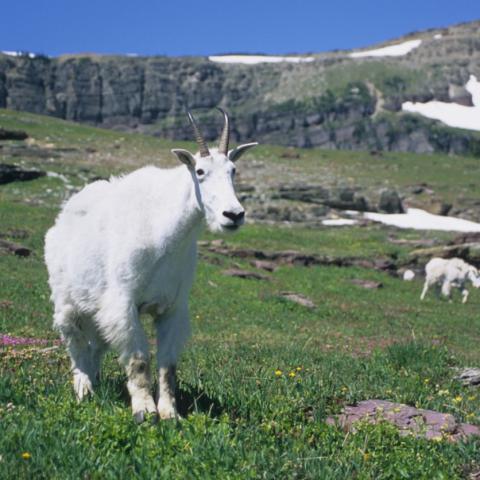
[327,399,480,442]
[455,368,480,387]
[280,292,316,309]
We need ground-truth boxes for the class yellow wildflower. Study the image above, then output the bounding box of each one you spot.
[288,371,296,378]
[275,369,282,377]
[424,378,430,384]
[363,453,370,461]
[21,452,31,460]
[296,366,303,372]
[467,395,476,401]
[437,389,449,396]
[453,396,462,404]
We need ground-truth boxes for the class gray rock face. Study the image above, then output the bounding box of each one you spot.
[1,21,480,154]
[378,189,405,213]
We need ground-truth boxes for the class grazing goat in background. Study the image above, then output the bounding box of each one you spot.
[45,109,257,422]
[420,257,480,303]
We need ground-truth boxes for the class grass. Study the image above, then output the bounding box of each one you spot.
[0,110,479,478]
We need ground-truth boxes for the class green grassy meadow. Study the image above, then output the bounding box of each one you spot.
[0,110,479,478]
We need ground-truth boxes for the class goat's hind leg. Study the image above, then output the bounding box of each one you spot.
[54,305,98,401]
[420,280,430,300]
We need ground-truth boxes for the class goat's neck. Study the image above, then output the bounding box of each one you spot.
[168,170,204,247]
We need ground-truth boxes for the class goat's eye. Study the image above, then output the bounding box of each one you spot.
[232,168,236,176]
[196,169,205,176]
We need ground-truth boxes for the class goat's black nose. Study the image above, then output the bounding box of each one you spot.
[223,210,245,222]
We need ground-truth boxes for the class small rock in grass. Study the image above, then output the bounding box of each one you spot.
[327,399,480,442]
[222,269,270,281]
[251,259,277,272]
[378,188,405,214]
[0,128,28,140]
[0,239,31,257]
[455,368,480,387]
[280,292,316,309]
[350,279,383,289]
[0,164,46,185]
[403,269,415,281]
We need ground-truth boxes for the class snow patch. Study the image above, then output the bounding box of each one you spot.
[208,55,314,65]
[364,208,480,232]
[2,50,36,58]
[322,218,358,226]
[434,34,443,40]
[402,75,480,132]
[349,39,422,58]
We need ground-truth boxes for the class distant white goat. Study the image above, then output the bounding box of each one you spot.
[45,109,257,422]
[420,257,480,303]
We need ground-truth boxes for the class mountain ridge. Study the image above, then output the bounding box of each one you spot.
[1,20,479,155]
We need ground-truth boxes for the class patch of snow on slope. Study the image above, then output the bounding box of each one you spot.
[364,208,480,232]
[402,75,480,132]
[209,55,314,65]
[349,39,422,58]
[322,219,358,226]
[2,51,36,58]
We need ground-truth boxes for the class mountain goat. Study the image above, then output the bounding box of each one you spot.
[420,257,480,303]
[45,109,257,422]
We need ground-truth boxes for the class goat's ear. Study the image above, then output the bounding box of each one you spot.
[228,142,258,162]
[171,149,196,169]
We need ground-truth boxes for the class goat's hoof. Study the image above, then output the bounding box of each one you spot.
[134,411,145,424]
[133,410,159,425]
[158,409,182,421]
[73,372,94,402]
[150,413,160,425]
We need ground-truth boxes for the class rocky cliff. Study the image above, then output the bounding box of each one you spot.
[1,20,480,154]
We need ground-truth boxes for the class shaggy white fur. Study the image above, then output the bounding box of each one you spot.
[420,257,480,304]
[45,116,257,422]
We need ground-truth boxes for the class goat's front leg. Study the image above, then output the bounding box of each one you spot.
[155,304,191,420]
[98,296,157,423]
[462,289,469,304]
[441,280,452,300]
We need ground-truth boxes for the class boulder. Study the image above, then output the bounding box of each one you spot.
[378,188,404,213]
[448,84,473,106]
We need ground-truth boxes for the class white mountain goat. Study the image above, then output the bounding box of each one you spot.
[45,109,257,422]
[420,257,480,303]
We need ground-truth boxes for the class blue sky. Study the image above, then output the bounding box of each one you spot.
[1,0,479,57]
